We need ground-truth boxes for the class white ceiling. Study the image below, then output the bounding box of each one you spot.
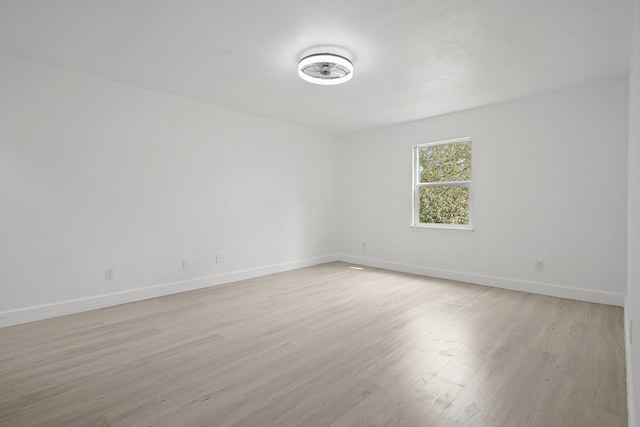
[0,0,634,134]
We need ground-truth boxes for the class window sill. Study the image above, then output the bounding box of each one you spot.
[410,224,475,232]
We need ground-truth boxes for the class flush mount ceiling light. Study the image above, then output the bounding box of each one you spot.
[298,51,353,85]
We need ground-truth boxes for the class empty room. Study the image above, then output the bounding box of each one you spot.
[1,1,639,426]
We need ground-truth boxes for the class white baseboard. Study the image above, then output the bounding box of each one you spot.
[0,254,339,328]
[337,254,625,307]
[1,253,625,329]
[626,300,637,427]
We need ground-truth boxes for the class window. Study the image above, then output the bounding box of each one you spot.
[412,137,472,229]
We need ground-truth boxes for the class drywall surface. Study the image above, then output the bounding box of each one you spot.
[0,54,338,324]
[627,0,640,424]
[338,78,628,304]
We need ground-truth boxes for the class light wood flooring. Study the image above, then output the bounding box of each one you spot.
[0,262,628,426]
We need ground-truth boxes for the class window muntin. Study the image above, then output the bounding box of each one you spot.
[412,138,472,228]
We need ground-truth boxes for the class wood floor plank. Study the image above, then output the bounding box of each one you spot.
[0,262,627,426]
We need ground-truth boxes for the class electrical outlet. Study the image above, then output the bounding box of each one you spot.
[182,260,189,271]
[105,268,114,280]
[216,253,224,263]
[534,259,545,272]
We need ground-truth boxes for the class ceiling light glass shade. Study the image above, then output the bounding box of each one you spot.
[298,53,353,85]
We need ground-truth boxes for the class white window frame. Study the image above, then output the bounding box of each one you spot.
[411,137,473,230]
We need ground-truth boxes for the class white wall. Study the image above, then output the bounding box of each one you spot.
[627,0,640,424]
[338,78,628,305]
[0,54,338,326]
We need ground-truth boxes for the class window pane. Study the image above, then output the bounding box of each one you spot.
[419,185,469,224]
[418,141,471,183]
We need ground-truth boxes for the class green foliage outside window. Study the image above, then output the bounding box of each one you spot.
[417,141,471,224]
